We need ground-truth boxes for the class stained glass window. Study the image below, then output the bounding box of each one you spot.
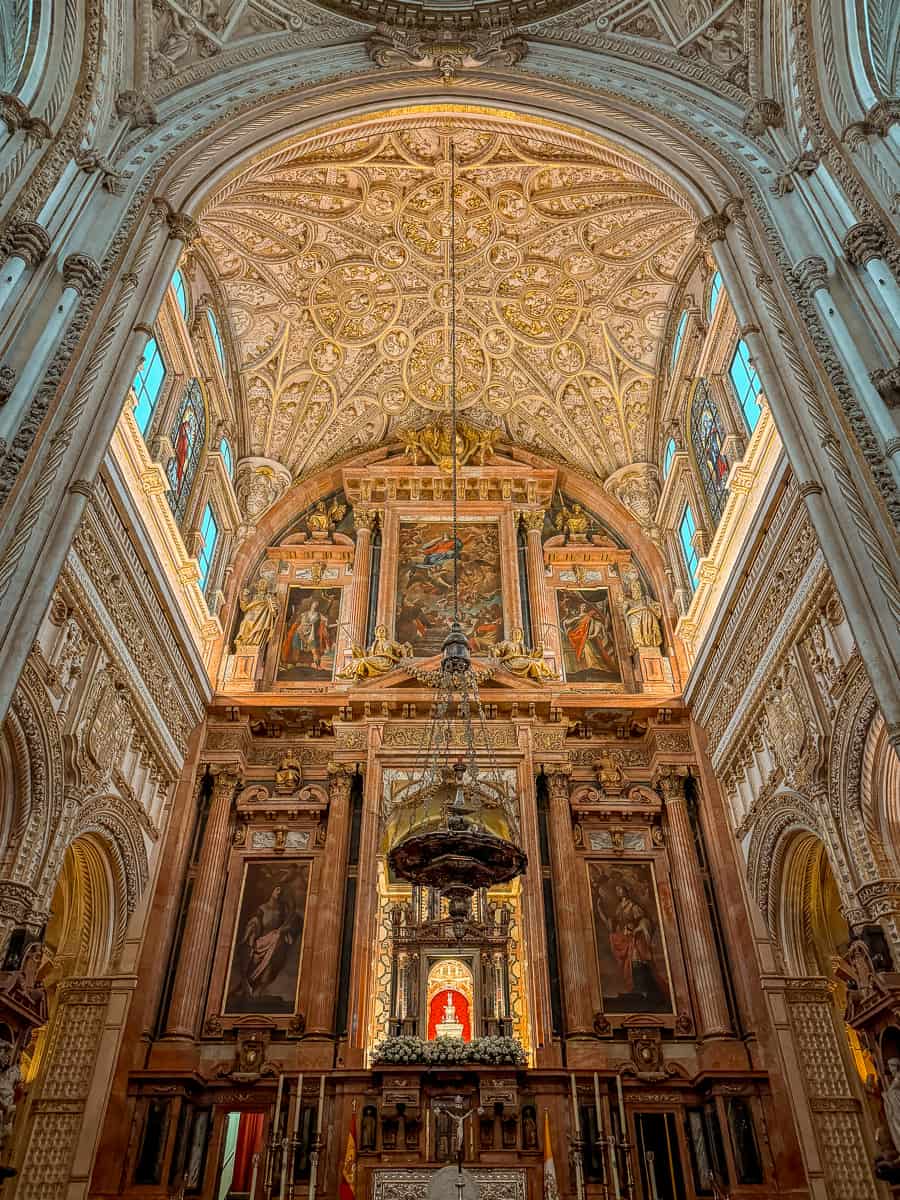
[132,337,166,435]
[171,269,188,320]
[198,503,219,593]
[679,505,700,590]
[166,380,206,524]
[663,438,676,479]
[670,310,688,368]
[729,339,763,432]
[207,309,226,370]
[707,271,723,319]
[219,437,233,477]
[691,380,730,526]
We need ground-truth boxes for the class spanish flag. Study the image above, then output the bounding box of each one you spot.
[543,1109,560,1200]
[339,1109,358,1200]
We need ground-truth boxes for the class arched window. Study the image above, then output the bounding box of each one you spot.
[132,337,166,435]
[219,437,234,477]
[691,380,730,526]
[663,438,676,479]
[207,309,226,370]
[670,310,688,369]
[197,503,219,593]
[707,271,722,319]
[729,339,763,432]
[679,504,700,590]
[166,381,206,524]
[171,269,188,320]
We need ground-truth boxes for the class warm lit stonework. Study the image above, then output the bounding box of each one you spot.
[0,5,898,1200]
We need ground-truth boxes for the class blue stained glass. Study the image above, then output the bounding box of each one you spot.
[166,380,206,524]
[219,437,233,477]
[729,339,763,432]
[691,380,729,527]
[663,438,676,479]
[198,503,219,593]
[171,269,188,320]
[132,337,165,435]
[670,310,688,368]
[207,309,226,369]
[707,271,723,319]
[679,505,700,590]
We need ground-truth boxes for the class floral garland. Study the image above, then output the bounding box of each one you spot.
[371,1034,526,1066]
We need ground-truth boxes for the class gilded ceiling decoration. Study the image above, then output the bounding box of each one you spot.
[199,112,696,487]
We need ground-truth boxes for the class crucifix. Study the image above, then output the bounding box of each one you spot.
[433,1094,482,1169]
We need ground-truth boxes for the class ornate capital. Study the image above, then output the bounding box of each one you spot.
[62,253,102,294]
[210,765,242,799]
[743,99,784,137]
[0,93,50,139]
[543,767,572,801]
[696,211,730,246]
[842,223,885,267]
[653,765,688,804]
[328,762,357,801]
[871,365,900,408]
[516,508,545,533]
[865,99,900,136]
[165,209,201,246]
[3,220,50,266]
[794,256,829,297]
[0,363,16,403]
[352,504,381,533]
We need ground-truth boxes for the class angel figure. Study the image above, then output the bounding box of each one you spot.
[305,498,347,541]
[554,498,590,543]
[234,578,278,650]
[338,626,413,681]
[489,627,558,682]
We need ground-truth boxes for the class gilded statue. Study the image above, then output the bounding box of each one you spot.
[622,576,663,651]
[400,420,501,472]
[234,578,278,650]
[554,497,590,543]
[489,627,558,682]
[338,625,413,681]
[274,753,302,794]
[0,1040,19,1151]
[305,498,347,540]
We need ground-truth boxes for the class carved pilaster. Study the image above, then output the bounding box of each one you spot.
[655,768,731,1038]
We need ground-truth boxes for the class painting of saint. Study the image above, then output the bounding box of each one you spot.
[165,381,206,523]
[395,521,503,656]
[224,861,310,1014]
[277,587,341,680]
[557,588,622,683]
[589,861,672,1014]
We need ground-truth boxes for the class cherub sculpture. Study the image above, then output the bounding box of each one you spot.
[338,625,413,681]
[554,498,590,543]
[489,627,557,682]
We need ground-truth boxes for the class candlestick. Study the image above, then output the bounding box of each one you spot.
[604,1094,621,1200]
[570,1075,586,1200]
[292,1075,304,1138]
[273,1073,284,1134]
[250,1152,260,1200]
[316,1073,326,1133]
[593,1073,609,1196]
[616,1074,626,1136]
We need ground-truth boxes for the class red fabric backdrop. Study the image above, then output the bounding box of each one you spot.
[427,988,471,1041]
[233,1111,265,1192]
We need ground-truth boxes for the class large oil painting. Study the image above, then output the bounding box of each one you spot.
[556,587,622,683]
[395,520,503,656]
[277,586,341,680]
[588,861,673,1014]
[224,860,311,1015]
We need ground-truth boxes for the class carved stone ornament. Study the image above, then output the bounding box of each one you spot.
[115,91,159,129]
[274,753,303,794]
[842,223,884,267]
[367,24,528,82]
[742,99,784,137]
[0,93,50,139]
[771,152,819,196]
[234,457,292,522]
[871,365,900,408]
[61,253,103,295]
[0,365,15,404]
[2,221,51,266]
[604,462,660,530]
[593,1011,612,1036]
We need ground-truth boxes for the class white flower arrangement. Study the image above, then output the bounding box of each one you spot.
[371,1034,526,1066]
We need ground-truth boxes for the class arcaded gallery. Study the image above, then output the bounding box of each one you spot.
[0,1,897,1197]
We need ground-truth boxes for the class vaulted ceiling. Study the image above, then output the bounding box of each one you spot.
[199,109,697,485]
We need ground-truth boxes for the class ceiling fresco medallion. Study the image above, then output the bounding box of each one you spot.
[199,110,696,487]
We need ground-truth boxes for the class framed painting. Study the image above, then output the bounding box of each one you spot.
[395,520,503,657]
[223,860,311,1015]
[556,587,622,683]
[588,860,673,1014]
[277,586,341,680]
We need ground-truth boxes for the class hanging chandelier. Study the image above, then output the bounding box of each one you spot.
[387,144,527,921]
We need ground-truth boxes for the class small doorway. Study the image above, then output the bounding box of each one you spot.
[216,1110,266,1200]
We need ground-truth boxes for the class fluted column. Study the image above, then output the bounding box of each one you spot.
[165,764,240,1038]
[304,764,355,1035]
[518,509,561,669]
[655,767,731,1038]
[338,506,380,670]
[545,769,600,1036]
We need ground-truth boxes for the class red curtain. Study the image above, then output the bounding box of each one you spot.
[233,1111,265,1193]
[427,988,471,1041]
